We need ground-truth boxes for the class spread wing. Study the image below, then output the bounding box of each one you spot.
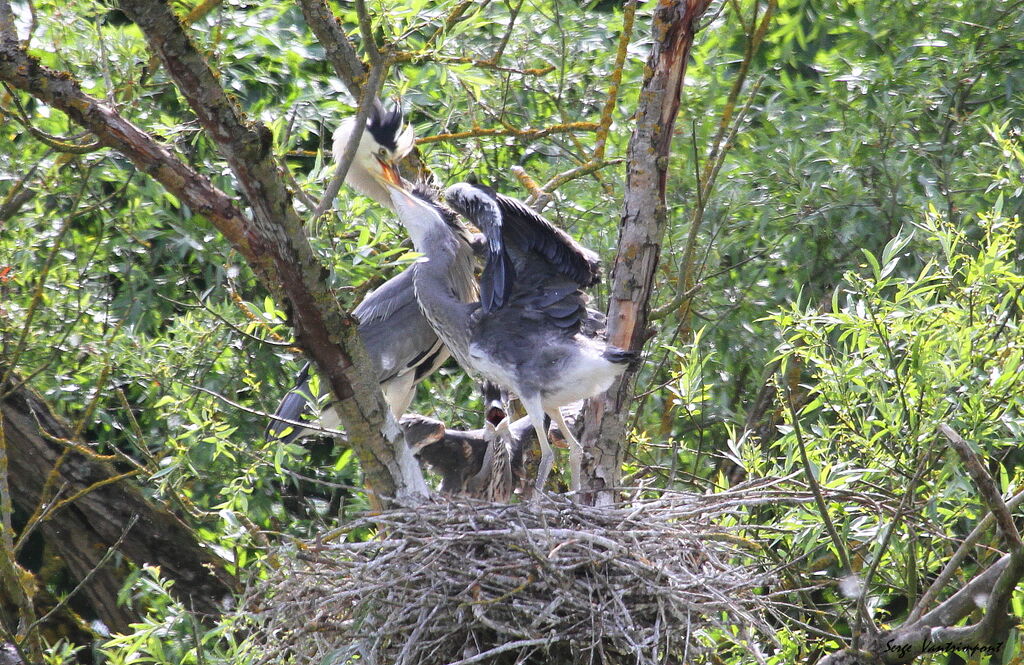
[491,191,601,289]
[444,182,600,331]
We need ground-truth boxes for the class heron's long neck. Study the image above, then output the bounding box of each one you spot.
[346,167,394,211]
[410,227,476,368]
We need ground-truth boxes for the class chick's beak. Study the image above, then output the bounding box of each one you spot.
[382,174,422,212]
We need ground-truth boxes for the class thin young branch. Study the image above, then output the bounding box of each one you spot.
[183,0,223,27]
[354,0,381,67]
[0,214,74,393]
[311,63,385,221]
[422,0,478,49]
[854,446,930,642]
[593,1,638,162]
[416,120,599,145]
[488,0,525,66]
[785,386,853,574]
[2,83,102,152]
[538,159,622,197]
[278,153,320,212]
[660,0,775,327]
[389,51,555,76]
[23,515,139,640]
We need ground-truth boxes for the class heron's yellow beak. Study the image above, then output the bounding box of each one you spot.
[376,158,402,186]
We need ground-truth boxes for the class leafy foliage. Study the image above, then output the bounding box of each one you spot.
[2,0,1024,662]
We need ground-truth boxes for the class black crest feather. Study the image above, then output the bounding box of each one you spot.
[366,100,403,152]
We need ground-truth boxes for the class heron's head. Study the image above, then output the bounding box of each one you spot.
[481,381,507,427]
[332,100,414,201]
[443,182,502,229]
[384,181,452,249]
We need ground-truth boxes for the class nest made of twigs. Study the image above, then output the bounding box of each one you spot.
[242,484,788,665]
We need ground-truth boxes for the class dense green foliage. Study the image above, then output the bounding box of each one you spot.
[2,0,1023,662]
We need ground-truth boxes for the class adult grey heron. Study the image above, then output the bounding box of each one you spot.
[383,180,637,492]
[266,102,478,442]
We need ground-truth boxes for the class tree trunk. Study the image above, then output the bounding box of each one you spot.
[579,0,713,506]
[1,370,236,633]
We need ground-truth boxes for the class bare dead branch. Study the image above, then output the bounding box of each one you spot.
[940,423,1023,551]
[579,0,715,506]
[909,486,1024,623]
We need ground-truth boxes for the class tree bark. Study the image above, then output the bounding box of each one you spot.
[0,370,235,634]
[295,0,366,99]
[117,0,425,501]
[579,0,713,506]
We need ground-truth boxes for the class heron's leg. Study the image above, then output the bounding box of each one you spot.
[523,395,552,495]
[548,408,582,493]
[493,418,513,503]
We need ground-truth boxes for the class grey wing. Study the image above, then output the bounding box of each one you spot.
[475,274,590,338]
[354,267,448,386]
[443,183,514,314]
[266,363,326,443]
[492,191,601,288]
[445,182,602,316]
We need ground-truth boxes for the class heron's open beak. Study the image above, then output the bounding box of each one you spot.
[375,158,402,186]
[485,402,506,427]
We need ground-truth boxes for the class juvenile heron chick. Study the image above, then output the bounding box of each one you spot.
[384,181,637,493]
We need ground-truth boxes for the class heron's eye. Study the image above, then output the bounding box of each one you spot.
[377,148,389,159]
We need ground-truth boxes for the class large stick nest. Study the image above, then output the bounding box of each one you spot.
[242,484,790,665]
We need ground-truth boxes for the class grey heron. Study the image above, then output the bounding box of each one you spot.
[465,418,514,502]
[266,102,478,442]
[383,180,638,493]
[405,411,532,498]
